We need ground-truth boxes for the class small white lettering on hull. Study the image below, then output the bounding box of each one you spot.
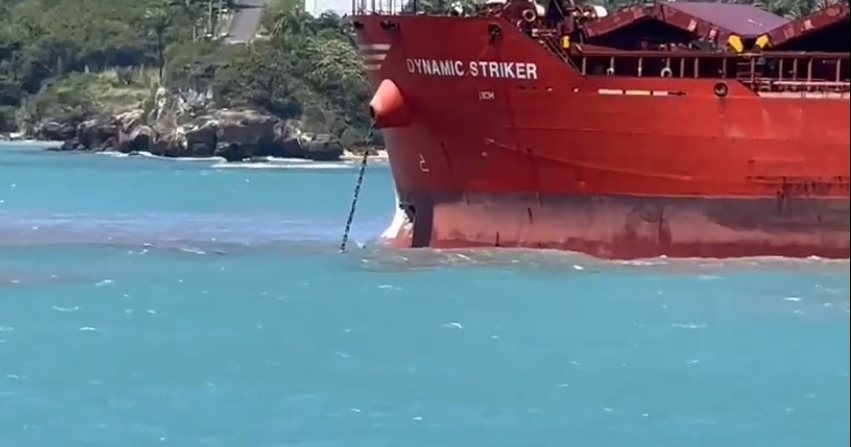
[406,59,538,80]
[478,90,495,100]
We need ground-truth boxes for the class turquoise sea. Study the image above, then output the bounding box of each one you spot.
[1,142,849,447]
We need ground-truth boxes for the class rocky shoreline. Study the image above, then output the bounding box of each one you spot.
[2,88,382,163]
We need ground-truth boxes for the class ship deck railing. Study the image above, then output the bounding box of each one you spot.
[348,2,851,93]
[744,79,851,93]
[350,0,404,15]
[569,49,851,59]
[568,49,850,92]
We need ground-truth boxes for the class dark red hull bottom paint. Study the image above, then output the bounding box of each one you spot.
[384,194,850,259]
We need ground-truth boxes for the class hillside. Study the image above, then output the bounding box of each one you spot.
[0,0,376,157]
[0,0,830,155]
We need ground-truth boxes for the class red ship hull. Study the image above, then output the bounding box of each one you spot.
[355,15,850,259]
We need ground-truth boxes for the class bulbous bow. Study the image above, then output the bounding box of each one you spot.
[369,79,411,129]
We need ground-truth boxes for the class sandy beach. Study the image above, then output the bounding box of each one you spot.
[341,149,389,163]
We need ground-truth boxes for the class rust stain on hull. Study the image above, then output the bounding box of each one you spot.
[387,195,850,260]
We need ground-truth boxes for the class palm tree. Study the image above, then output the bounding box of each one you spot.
[314,11,344,31]
[144,3,172,79]
[271,6,316,36]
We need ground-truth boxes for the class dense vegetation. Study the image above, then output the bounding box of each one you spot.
[0,0,374,148]
[0,0,838,140]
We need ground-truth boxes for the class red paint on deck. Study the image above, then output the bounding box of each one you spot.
[353,12,850,260]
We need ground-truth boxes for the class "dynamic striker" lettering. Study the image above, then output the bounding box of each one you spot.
[406,58,539,80]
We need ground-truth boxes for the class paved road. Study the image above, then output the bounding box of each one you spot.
[226,0,268,44]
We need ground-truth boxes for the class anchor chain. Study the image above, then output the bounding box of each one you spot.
[339,124,376,253]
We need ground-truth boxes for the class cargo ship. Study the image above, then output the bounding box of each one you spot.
[352,0,850,259]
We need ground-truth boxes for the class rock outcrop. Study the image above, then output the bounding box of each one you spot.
[39,88,345,162]
[33,120,77,142]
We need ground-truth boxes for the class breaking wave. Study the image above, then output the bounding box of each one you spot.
[211,161,351,170]
[96,151,354,170]
[96,150,225,162]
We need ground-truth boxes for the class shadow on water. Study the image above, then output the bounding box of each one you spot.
[1,205,849,283]
[3,226,846,278]
[2,232,848,301]
[347,244,850,276]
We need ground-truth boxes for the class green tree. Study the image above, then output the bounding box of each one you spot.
[0,0,839,137]
[144,2,173,80]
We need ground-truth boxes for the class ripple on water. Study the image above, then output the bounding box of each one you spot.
[1,146,848,447]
